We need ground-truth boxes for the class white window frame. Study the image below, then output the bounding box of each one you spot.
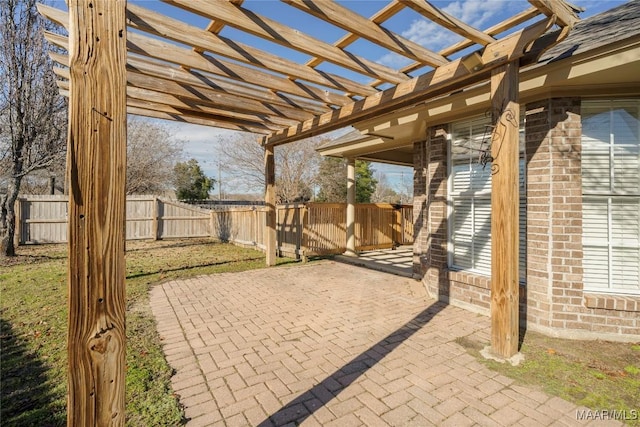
[581,99,640,295]
[447,114,526,279]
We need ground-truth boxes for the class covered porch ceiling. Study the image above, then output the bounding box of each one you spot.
[39,0,580,147]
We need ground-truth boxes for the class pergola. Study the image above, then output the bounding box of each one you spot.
[38,0,579,424]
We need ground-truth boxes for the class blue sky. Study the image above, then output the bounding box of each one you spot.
[51,0,630,193]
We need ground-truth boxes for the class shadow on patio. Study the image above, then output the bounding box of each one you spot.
[151,262,597,426]
[257,301,446,426]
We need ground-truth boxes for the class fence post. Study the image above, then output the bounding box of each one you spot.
[300,204,308,262]
[14,198,22,247]
[152,197,160,240]
[393,206,402,248]
[253,207,258,248]
[209,210,215,240]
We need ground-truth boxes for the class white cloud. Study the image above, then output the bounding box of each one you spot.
[377,0,510,66]
[442,0,506,29]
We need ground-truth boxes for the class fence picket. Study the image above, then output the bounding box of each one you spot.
[15,196,412,256]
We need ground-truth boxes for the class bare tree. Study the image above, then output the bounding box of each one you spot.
[372,172,400,203]
[126,117,183,195]
[0,0,67,256]
[216,133,325,203]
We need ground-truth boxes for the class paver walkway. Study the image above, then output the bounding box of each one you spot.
[150,261,618,426]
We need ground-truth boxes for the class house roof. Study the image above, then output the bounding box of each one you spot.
[318,0,640,163]
[39,0,580,147]
[540,0,640,64]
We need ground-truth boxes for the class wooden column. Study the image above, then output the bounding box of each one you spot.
[67,1,127,425]
[345,158,357,256]
[264,145,276,266]
[490,62,520,358]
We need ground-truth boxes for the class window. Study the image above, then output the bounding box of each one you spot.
[448,114,526,278]
[582,99,640,294]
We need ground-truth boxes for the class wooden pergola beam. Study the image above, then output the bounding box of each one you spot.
[57,85,274,134]
[126,3,380,95]
[65,0,127,424]
[284,0,448,67]
[305,0,406,68]
[267,17,556,146]
[399,0,496,46]
[42,26,356,107]
[369,6,541,87]
[49,50,332,115]
[55,77,289,131]
[162,0,410,84]
[128,107,270,133]
[528,0,580,28]
[38,3,376,98]
[54,67,315,125]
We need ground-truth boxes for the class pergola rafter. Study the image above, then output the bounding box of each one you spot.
[36,0,581,423]
[38,0,579,143]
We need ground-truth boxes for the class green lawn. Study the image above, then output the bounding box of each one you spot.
[0,238,291,426]
[457,331,640,425]
[2,239,638,426]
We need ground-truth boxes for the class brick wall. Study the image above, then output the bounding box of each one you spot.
[525,98,639,339]
[412,140,427,278]
[413,97,640,341]
[413,126,448,299]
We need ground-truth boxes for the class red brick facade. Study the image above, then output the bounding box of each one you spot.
[413,97,640,341]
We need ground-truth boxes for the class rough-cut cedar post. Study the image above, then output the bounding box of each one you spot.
[67,0,127,425]
[345,158,356,256]
[490,62,520,358]
[265,145,276,266]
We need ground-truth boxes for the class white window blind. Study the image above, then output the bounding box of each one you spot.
[582,99,640,294]
[448,115,526,279]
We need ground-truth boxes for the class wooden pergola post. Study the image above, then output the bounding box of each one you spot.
[345,158,357,256]
[490,62,520,358]
[264,145,276,266]
[66,0,127,425]
[67,0,127,426]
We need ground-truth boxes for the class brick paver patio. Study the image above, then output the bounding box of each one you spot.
[150,261,617,426]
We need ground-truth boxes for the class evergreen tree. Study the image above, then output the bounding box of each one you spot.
[315,157,347,202]
[173,159,214,200]
[315,158,377,203]
[355,161,377,203]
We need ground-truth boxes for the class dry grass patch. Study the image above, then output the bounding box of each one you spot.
[1,238,294,426]
[457,331,640,425]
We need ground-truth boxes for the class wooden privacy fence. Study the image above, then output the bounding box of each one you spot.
[15,196,413,257]
[15,195,211,244]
